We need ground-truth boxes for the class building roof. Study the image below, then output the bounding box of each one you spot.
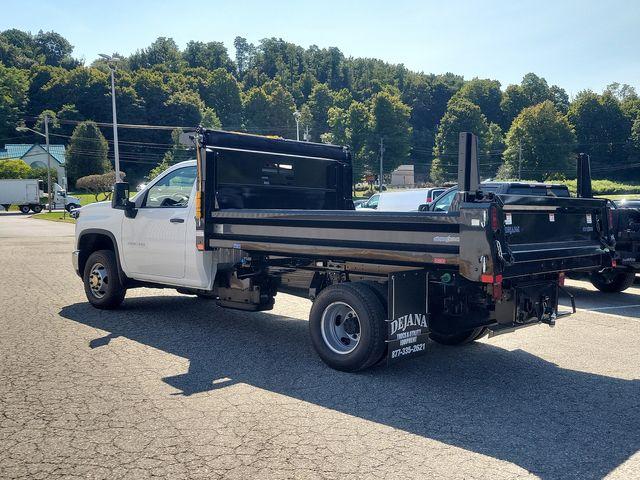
[0,144,66,165]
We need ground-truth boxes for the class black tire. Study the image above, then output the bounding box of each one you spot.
[429,327,488,346]
[66,203,80,212]
[30,205,43,213]
[83,250,126,309]
[19,205,30,214]
[309,282,387,372]
[590,270,636,293]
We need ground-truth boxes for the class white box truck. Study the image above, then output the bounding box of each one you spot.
[0,179,81,213]
[0,179,45,213]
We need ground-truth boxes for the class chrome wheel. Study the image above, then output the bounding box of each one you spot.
[320,301,361,354]
[88,262,108,299]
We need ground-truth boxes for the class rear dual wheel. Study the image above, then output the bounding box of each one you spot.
[309,282,387,372]
[590,269,636,293]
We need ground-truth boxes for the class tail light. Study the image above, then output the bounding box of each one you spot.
[490,205,500,232]
[558,272,565,286]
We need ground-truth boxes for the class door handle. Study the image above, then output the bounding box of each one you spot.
[170,218,185,223]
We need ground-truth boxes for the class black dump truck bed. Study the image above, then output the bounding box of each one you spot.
[193,129,612,283]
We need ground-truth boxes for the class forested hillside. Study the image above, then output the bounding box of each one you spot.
[1,29,639,185]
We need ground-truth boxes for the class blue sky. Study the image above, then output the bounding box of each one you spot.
[2,0,639,96]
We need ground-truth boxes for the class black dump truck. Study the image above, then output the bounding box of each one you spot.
[181,129,613,371]
[574,154,640,292]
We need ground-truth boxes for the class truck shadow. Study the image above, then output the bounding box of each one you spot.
[59,295,640,480]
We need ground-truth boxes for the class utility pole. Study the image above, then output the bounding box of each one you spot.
[44,114,52,212]
[100,54,122,182]
[518,141,522,181]
[379,138,385,192]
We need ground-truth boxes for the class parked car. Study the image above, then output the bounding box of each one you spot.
[356,187,446,211]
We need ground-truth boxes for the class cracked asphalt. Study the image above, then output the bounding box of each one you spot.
[0,213,639,479]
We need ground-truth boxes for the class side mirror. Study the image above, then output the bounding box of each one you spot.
[111,182,137,218]
[418,203,428,211]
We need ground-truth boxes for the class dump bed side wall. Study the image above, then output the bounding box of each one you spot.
[208,209,464,268]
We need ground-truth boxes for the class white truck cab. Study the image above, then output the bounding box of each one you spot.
[52,183,81,211]
[73,160,215,303]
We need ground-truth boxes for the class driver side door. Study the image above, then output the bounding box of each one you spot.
[121,166,197,280]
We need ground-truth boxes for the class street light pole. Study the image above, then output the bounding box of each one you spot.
[44,114,52,212]
[293,110,301,141]
[100,54,122,182]
[17,122,53,212]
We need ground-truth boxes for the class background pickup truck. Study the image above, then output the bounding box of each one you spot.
[72,130,613,371]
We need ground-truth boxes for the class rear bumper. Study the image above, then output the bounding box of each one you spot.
[72,250,80,276]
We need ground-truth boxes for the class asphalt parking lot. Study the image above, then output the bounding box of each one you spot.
[0,212,638,480]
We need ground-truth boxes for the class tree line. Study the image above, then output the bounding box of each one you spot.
[1,28,639,186]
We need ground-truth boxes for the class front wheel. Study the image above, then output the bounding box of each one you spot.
[66,203,80,212]
[590,269,636,293]
[83,250,126,309]
[19,205,30,214]
[309,282,387,372]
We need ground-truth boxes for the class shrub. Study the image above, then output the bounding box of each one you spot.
[0,159,32,179]
[76,171,125,201]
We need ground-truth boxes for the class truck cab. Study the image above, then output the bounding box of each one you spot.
[73,160,213,292]
[51,183,81,211]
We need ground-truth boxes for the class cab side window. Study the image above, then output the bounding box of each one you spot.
[365,194,380,209]
[144,166,197,208]
[432,190,456,212]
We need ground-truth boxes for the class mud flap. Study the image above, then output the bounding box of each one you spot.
[386,270,430,364]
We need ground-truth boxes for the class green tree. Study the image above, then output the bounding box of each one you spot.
[567,90,631,177]
[431,98,489,183]
[0,63,29,140]
[66,121,110,186]
[183,41,235,73]
[30,166,58,191]
[483,123,505,178]
[233,37,255,77]
[242,87,270,134]
[0,159,32,179]
[129,37,184,71]
[307,83,335,141]
[34,30,75,67]
[263,81,296,138]
[163,90,206,127]
[500,73,566,128]
[370,90,412,173]
[499,101,576,181]
[196,68,242,128]
[451,78,503,125]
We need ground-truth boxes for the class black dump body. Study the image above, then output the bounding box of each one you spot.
[194,129,612,284]
[611,204,640,269]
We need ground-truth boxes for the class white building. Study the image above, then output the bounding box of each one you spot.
[390,164,415,186]
[0,144,68,189]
